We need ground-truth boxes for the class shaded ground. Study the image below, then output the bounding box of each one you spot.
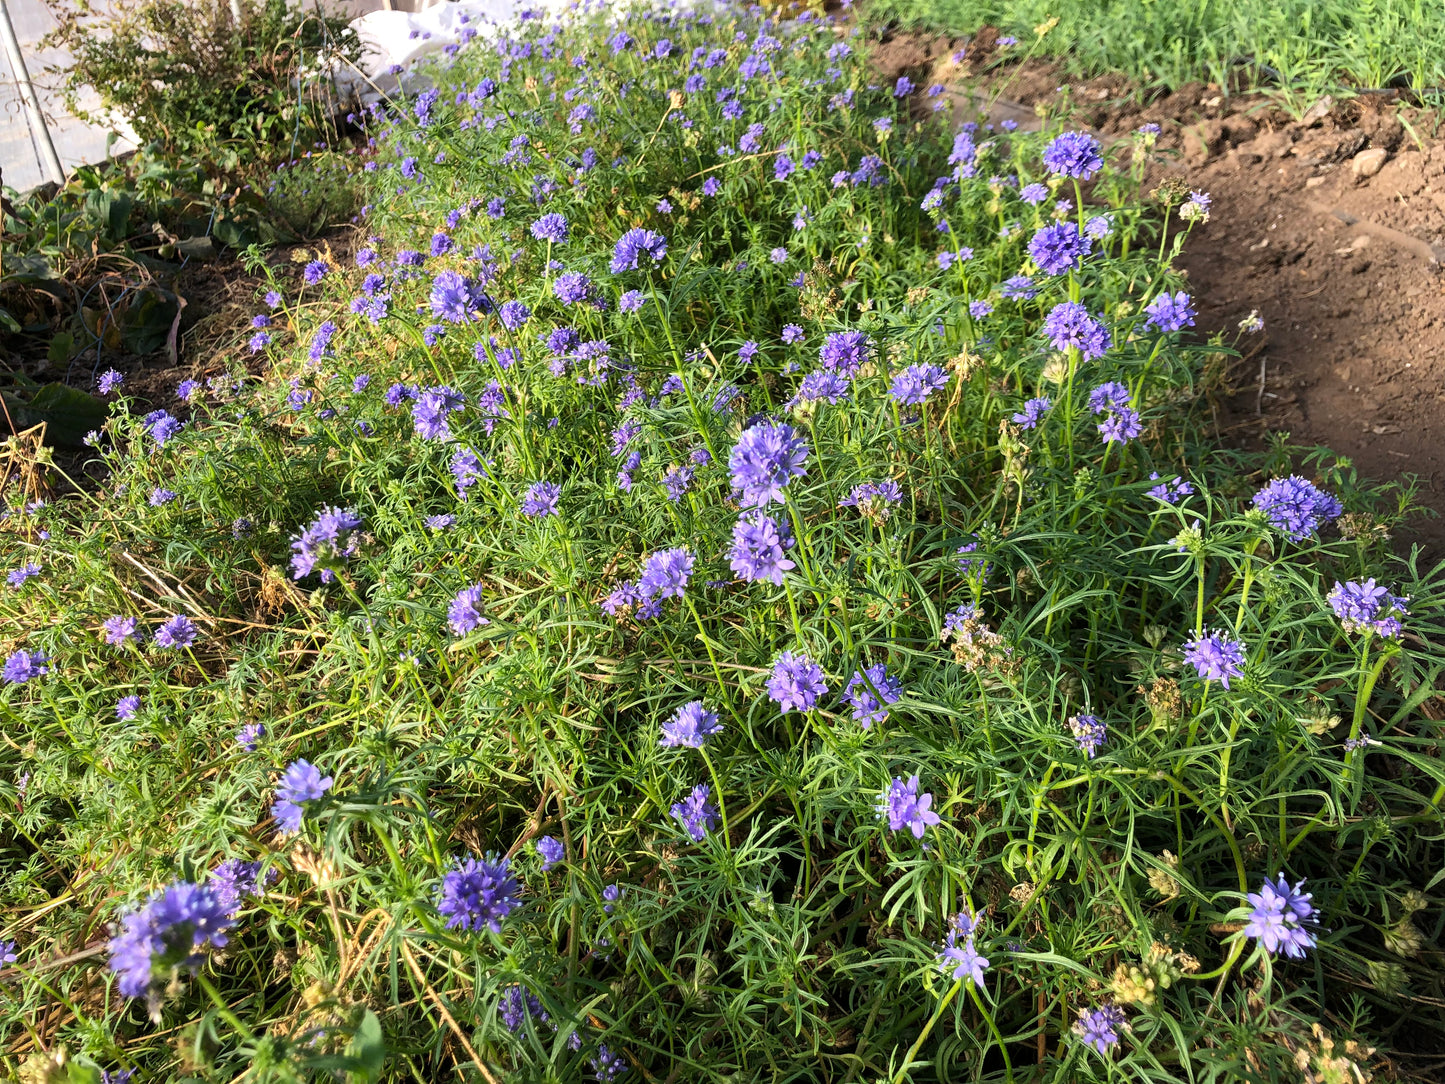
[873,31,1445,559]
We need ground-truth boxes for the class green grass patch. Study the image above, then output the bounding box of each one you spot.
[866,0,1445,109]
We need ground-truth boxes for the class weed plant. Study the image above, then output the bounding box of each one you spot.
[2,3,1443,1082]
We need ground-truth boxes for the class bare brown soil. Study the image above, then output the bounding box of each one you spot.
[873,32,1445,558]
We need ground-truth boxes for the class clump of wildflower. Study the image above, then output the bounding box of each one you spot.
[116,694,141,720]
[237,722,264,751]
[7,562,41,588]
[500,985,549,1033]
[1089,381,1142,444]
[153,614,197,649]
[1028,222,1092,276]
[3,650,49,684]
[1043,131,1104,179]
[412,385,466,440]
[1146,473,1194,503]
[271,759,333,834]
[1242,873,1319,959]
[1011,397,1050,429]
[1068,714,1107,758]
[638,547,694,599]
[97,369,124,394]
[1327,579,1408,638]
[729,422,809,507]
[143,409,184,447]
[729,513,795,584]
[660,701,722,748]
[107,881,234,1004]
[530,213,569,243]
[448,584,490,635]
[536,836,564,870]
[938,908,989,987]
[1182,630,1246,689]
[522,481,561,517]
[289,506,364,582]
[610,227,667,273]
[819,331,869,375]
[1042,302,1111,360]
[1073,1003,1128,1055]
[208,859,268,916]
[1143,291,1196,333]
[591,1043,628,1082]
[889,362,949,406]
[1251,476,1343,541]
[844,663,902,728]
[671,784,720,842]
[437,853,520,932]
[877,775,941,838]
[768,652,827,713]
[1180,190,1211,223]
[839,479,902,524]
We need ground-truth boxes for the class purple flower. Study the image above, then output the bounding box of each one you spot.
[1098,409,1142,444]
[1327,579,1408,638]
[619,290,647,312]
[845,663,902,728]
[1146,473,1194,504]
[662,464,695,502]
[768,652,827,713]
[437,853,519,932]
[877,775,941,838]
[2,650,48,684]
[1012,397,1051,429]
[116,694,141,721]
[0,940,15,964]
[448,584,490,635]
[451,448,487,499]
[500,985,549,1032]
[554,271,594,305]
[969,300,993,320]
[1073,1004,1127,1055]
[107,881,234,999]
[610,227,668,273]
[499,300,532,329]
[819,331,869,375]
[1000,274,1037,300]
[781,323,804,344]
[175,379,201,402]
[671,783,721,842]
[1251,476,1343,541]
[1069,714,1106,757]
[702,177,721,197]
[264,290,283,307]
[412,385,466,440]
[272,758,332,833]
[97,368,124,394]
[729,512,795,584]
[303,260,328,285]
[938,910,989,987]
[591,1044,627,1082]
[738,340,759,363]
[536,836,564,870]
[430,271,488,324]
[522,481,561,518]
[1042,131,1104,179]
[794,370,851,405]
[289,506,364,582]
[638,547,694,599]
[7,562,41,588]
[1182,630,1246,689]
[893,75,914,96]
[153,614,197,649]
[208,859,267,916]
[661,701,722,748]
[1020,182,1049,204]
[530,213,569,243]
[1042,302,1111,360]
[1243,874,1318,959]
[728,422,809,507]
[1028,222,1092,276]
[1143,291,1196,333]
[888,362,949,406]
[237,722,264,751]
[143,410,184,447]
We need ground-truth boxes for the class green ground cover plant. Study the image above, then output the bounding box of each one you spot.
[865,0,1445,112]
[2,3,1444,1081]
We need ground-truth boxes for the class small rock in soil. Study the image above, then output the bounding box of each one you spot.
[1352,147,1389,179]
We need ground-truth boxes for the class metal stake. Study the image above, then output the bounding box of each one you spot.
[0,0,64,187]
